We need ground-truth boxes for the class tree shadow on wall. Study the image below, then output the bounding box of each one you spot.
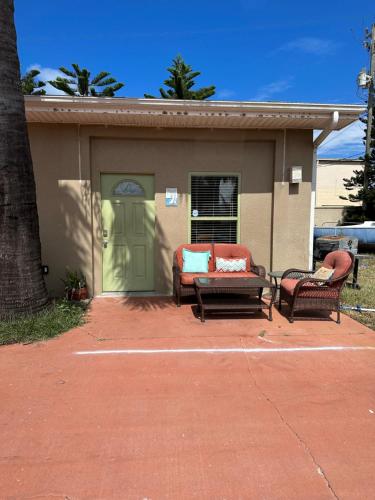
[57,180,94,297]
[59,181,177,311]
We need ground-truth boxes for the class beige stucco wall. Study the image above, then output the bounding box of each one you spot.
[314,159,363,227]
[316,159,363,207]
[28,123,313,296]
[315,207,345,227]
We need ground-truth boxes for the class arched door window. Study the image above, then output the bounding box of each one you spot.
[112,180,145,197]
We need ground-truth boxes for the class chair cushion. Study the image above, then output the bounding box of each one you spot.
[322,250,353,279]
[214,244,251,272]
[281,278,341,299]
[180,271,258,285]
[281,278,318,297]
[182,248,210,273]
[176,244,214,272]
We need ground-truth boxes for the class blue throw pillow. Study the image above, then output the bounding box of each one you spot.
[182,249,211,273]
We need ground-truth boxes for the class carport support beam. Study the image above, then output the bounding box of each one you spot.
[309,111,340,269]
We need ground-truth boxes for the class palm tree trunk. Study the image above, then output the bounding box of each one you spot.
[0,0,49,318]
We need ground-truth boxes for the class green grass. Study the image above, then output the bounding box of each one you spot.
[341,256,375,330]
[0,299,88,346]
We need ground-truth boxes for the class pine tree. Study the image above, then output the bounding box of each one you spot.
[341,104,375,221]
[49,64,124,97]
[145,55,215,100]
[21,69,46,95]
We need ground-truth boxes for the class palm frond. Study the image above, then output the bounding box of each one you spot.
[106,82,124,92]
[26,69,41,79]
[49,79,76,96]
[188,71,200,80]
[94,77,117,87]
[59,66,76,78]
[91,71,110,85]
[71,63,82,75]
[193,86,216,100]
[159,88,171,99]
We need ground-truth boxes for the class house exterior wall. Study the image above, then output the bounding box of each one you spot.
[315,159,363,226]
[28,123,313,296]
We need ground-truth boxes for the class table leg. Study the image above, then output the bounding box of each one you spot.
[201,308,205,322]
[269,285,276,321]
[352,258,360,289]
[195,287,205,322]
[268,303,273,321]
[273,276,280,301]
[258,287,263,311]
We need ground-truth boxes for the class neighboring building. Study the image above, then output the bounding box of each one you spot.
[25,96,363,296]
[315,158,364,226]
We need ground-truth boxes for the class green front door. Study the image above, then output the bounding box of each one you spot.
[101,174,155,292]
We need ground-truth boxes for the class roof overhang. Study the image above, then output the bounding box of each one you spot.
[25,95,364,131]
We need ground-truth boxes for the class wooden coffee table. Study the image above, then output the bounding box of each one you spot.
[194,277,276,322]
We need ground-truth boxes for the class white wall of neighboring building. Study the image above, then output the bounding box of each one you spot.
[315,158,363,226]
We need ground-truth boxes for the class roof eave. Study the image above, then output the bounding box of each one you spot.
[24,95,365,131]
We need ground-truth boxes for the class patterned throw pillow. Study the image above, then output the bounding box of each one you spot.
[216,257,246,272]
[312,266,334,282]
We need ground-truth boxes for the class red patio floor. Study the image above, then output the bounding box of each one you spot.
[1,297,375,499]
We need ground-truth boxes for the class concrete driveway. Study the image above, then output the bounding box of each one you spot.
[1,297,375,499]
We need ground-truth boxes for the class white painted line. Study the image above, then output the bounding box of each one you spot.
[74,346,375,356]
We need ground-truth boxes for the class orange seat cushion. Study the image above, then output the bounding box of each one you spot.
[281,278,322,298]
[180,271,258,285]
[281,278,300,295]
[322,250,353,279]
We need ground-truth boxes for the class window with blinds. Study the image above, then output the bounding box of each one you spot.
[190,175,239,244]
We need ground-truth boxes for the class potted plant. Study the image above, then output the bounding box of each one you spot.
[62,269,88,301]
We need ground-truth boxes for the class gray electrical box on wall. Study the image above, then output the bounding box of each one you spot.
[289,166,303,183]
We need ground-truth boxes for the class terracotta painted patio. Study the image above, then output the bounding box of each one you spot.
[1,297,375,499]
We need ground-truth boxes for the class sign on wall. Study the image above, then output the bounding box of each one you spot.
[166,188,178,207]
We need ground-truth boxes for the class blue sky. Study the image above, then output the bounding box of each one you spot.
[15,0,375,158]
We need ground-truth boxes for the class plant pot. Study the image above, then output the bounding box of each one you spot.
[70,287,88,301]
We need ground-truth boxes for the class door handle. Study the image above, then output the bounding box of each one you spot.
[103,240,108,248]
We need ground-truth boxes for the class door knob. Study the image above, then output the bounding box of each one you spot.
[103,240,108,248]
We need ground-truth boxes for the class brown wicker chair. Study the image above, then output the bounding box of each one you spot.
[279,250,354,323]
[173,243,266,307]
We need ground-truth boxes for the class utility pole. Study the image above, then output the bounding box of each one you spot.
[357,24,375,208]
[363,24,375,192]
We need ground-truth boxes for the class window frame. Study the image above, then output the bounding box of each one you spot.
[188,172,241,244]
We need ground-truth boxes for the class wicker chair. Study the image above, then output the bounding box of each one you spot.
[279,250,354,323]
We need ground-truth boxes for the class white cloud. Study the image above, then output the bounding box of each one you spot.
[317,120,365,158]
[27,64,66,95]
[277,37,339,56]
[216,89,236,99]
[249,78,293,101]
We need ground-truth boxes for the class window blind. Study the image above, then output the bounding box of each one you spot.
[190,175,239,244]
[191,220,237,244]
[191,176,238,217]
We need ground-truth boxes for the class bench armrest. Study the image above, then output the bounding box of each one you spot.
[281,268,314,280]
[251,264,266,278]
